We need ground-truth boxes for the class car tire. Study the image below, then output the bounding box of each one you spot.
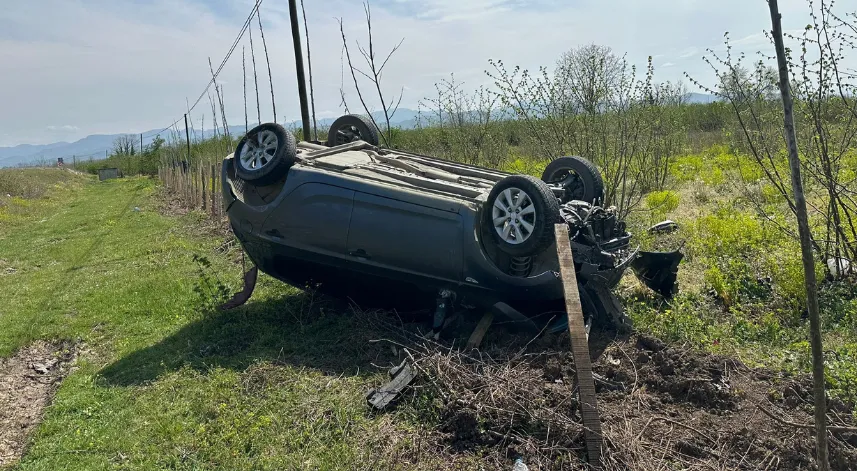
[234,123,296,185]
[327,114,381,147]
[541,156,604,204]
[484,175,561,257]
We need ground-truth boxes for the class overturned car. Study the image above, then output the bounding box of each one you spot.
[220,115,681,331]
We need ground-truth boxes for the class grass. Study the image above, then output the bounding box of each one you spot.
[0,169,462,470]
[618,149,857,406]
[2,143,856,469]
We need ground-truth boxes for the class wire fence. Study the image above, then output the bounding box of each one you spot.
[158,162,225,220]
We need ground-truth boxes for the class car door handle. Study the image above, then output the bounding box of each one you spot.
[349,249,371,259]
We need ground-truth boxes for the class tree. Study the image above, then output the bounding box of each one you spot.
[555,44,623,115]
[768,5,828,469]
[112,135,136,156]
[487,48,685,217]
[337,1,405,147]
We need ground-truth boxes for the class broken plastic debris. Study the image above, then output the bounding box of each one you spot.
[827,257,852,278]
[649,220,679,234]
[606,354,621,366]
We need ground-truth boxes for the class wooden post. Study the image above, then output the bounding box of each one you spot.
[466,311,494,350]
[288,0,311,136]
[214,164,221,219]
[768,3,828,468]
[555,224,602,469]
[200,165,206,212]
[184,114,191,162]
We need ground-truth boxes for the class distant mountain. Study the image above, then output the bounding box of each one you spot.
[1,99,718,167]
[0,109,424,168]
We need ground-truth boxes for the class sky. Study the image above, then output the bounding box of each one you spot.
[0,0,834,147]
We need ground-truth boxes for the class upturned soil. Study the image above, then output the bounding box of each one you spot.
[394,324,857,470]
[0,341,77,468]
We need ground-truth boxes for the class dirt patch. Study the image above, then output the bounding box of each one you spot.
[373,320,857,470]
[0,341,77,467]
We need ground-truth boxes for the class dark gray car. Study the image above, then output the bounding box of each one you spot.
[220,115,681,331]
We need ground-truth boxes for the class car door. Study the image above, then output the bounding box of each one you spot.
[260,182,355,266]
[346,191,463,283]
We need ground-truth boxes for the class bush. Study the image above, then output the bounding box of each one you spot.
[645,190,679,217]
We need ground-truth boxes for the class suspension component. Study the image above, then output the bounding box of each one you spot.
[509,256,533,277]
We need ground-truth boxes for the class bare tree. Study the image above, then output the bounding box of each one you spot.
[687,2,857,467]
[488,49,684,217]
[338,1,405,147]
[688,1,856,265]
[256,9,276,123]
[420,74,508,167]
[556,44,623,115]
[769,6,828,470]
[243,46,248,133]
[300,0,318,140]
[112,135,136,156]
[248,22,261,125]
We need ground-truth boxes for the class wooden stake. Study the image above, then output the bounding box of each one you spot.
[555,223,602,469]
[466,311,494,350]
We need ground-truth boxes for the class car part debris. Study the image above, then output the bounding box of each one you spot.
[365,359,417,411]
[649,219,679,234]
[512,457,530,471]
[218,266,258,311]
[827,257,852,279]
[431,290,456,339]
[631,251,683,298]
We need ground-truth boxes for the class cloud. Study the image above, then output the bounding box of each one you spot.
[46,125,79,132]
[2,0,855,147]
[661,62,675,68]
[679,47,699,59]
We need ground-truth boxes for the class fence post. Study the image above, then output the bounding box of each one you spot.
[200,165,206,211]
[184,114,191,162]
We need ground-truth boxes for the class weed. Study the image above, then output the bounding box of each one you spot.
[191,254,231,313]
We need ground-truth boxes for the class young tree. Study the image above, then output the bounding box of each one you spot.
[487,47,685,217]
[337,1,405,147]
[112,135,136,156]
[768,3,828,467]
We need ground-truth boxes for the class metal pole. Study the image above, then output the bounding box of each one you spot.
[184,114,191,162]
[288,0,311,140]
[141,134,144,153]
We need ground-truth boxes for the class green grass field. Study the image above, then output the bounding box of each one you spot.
[1,160,856,469]
[0,170,466,470]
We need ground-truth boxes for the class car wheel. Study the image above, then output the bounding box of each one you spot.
[484,175,561,257]
[327,114,381,147]
[234,122,296,185]
[541,156,604,204]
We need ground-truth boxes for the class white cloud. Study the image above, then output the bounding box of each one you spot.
[46,125,79,132]
[661,62,676,68]
[0,0,853,147]
[679,47,699,59]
